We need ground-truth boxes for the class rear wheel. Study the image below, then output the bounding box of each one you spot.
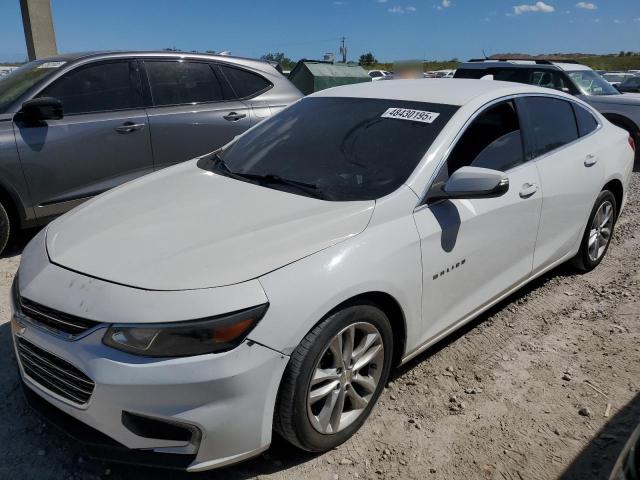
[0,201,10,256]
[274,303,393,452]
[572,190,617,271]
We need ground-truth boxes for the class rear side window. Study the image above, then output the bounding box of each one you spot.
[453,68,486,79]
[145,61,225,106]
[218,65,271,98]
[520,97,579,158]
[572,104,598,137]
[40,61,141,114]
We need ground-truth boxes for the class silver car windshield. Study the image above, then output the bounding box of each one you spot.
[203,97,459,201]
[0,60,65,113]
[567,70,619,96]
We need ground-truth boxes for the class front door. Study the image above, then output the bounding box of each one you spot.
[142,60,251,169]
[14,60,153,219]
[413,99,542,345]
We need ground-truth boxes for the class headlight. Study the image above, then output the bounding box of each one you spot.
[102,304,268,357]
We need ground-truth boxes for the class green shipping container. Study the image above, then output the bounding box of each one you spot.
[288,61,371,95]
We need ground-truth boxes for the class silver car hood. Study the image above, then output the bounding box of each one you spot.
[587,93,640,107]
[46,161,374,291]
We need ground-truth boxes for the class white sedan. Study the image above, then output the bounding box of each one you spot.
[11,79,634,471]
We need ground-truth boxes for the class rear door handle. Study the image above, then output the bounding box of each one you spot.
[223,112,247,122]
[584,153,598,167]
[519,183,538,199]
[115,122,145,134]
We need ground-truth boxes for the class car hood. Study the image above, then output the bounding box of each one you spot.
[587,93,640,107]
[46,161,375,291]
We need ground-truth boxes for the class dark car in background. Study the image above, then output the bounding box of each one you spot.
[0,51,302,254]
[454,59,640,163]
[617,76,640,94]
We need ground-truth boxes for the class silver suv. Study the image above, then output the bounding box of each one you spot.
[0,51,302,254]
[454,59,640,163]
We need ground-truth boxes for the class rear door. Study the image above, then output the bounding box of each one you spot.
[13,60,153,219]
[217,63,277,121]
[518,96,605,272]
[142,60,251,169]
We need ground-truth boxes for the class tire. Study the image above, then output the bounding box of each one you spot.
[0,201,10,256]
[274,303,393,452]
[571,190,617,272]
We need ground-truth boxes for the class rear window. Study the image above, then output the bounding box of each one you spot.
[204,97,458,201]
[145,61,226,106]
[521,97,579,158]
[218,65,271,98]
[572,104,598,137]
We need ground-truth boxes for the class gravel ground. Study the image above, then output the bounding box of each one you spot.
[0,172,638,480]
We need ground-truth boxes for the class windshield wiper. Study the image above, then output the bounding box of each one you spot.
[236,172,327,199]
[209,154,327,200]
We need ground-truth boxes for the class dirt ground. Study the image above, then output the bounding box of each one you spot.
[0,173,638,480]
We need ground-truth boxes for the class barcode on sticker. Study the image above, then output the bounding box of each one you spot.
[37,61,66,69]
[381,108,440,124]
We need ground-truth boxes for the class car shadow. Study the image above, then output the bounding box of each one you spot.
[560,393,640,479]
[0,262,596,480]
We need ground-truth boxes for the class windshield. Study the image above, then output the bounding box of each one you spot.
[0,60,65,113]
[201,97,458,201]
[567,70,619,96]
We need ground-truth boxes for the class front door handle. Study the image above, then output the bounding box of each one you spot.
[584,154,598,167]
[223,112,247,122]
[115,122,145,134]
[519,182,538,199]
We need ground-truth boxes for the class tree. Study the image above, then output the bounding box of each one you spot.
[358,52,377,67]
[261,52,295,70]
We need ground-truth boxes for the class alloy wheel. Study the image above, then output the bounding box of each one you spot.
[588,200,614,262]
[306,322,385,434]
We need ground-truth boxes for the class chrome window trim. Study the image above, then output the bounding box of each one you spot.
[415,92,603,210]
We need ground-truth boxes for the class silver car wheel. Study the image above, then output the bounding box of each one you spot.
[588,200,614,262]
[307,322,385,434]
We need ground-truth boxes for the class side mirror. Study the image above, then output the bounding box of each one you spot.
[16,97,63,122]
[434,166,509,201]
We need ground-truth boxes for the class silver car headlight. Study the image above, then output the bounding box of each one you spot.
[102,304,268,357]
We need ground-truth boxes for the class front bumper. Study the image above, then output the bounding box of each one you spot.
[11,311,289,472]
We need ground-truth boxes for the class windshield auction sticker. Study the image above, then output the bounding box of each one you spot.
[381,108,440,124]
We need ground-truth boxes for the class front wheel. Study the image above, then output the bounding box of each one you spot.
[274,303,393,452]
[572,190,617,271]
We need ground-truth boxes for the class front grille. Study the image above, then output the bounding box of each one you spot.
[17,337,95,406]
[20,297,100,337]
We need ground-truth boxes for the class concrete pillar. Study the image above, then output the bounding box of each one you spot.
[20,0,58,60]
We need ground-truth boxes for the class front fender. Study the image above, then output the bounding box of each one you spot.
[249,194,423,358]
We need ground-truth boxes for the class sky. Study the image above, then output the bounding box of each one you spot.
[0,0,639,63]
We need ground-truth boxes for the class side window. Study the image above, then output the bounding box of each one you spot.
[369,71,383,78]
[218,65,271,98]
[520,97,579,158]
[427,101,525,199]
[145,61,225,106]
[40,61,141,115]
[491,68,530,84]
[572,104,598,137]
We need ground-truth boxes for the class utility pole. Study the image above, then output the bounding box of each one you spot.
[20,0,57,60]
[339,36,347,63]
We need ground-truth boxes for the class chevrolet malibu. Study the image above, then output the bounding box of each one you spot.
[11,79,634,471]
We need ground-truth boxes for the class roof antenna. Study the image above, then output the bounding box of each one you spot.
[482,49,489,60]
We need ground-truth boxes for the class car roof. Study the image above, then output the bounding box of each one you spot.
[33,50,275,71]
[458,59,592,72]
[311,78,565,106]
